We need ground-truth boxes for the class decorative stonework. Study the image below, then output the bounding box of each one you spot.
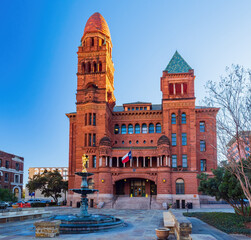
[34,220,61,238]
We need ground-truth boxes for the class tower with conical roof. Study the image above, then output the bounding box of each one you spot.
[161,51,197,171]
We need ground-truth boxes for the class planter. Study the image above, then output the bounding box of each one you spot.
[155,228,170,240]
[12,205,19,209]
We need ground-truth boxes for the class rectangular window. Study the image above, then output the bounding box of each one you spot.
[172,133,177,146]
[93,155,96,168]
[6,161,9,169]
[15,175,19,183]
[89,113,92,125]
[85,113,87,126]
[200,159,207,171]
[85,133,87,147]
[200,122,205,132]
[182,155,187,168]
[4,173,8,182]
[16,163,20,171]
[182,133,187,146]
[200,140,206,151]
[93,134,96,147]
[93,113,96,126]
[172,155,177,168]
[89,134,92,147]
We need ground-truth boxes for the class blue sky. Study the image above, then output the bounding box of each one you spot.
[0,0,251,185]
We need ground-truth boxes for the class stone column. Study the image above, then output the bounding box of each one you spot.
[99,157,102,167]
[143,157,145,167]
[117,157,119,167]
[106,157,108,167]
[123,162,125,167]
[173,83,176,95]
[157,157,159,167]
[150,157,152,167]
[137,157,139,167]
[181,83,184,94]
[160,156,162,166]
[130,158,132,167]
[109,157,112,167]
[168,156,170,166]
[166,156,168,166]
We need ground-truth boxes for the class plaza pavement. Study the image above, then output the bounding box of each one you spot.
[0,207,249,240]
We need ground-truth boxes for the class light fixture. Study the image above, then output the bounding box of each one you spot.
[124,179,126,182]
[101,179,105,183]
[162,178,166,183]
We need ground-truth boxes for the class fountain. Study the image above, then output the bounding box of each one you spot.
[52,154,124,233]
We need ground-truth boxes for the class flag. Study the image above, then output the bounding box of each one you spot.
[122,151,132,163]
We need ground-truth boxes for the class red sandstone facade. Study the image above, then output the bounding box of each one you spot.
[66,12,219,208]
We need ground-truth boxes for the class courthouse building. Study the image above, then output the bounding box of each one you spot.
[66,12,219,208]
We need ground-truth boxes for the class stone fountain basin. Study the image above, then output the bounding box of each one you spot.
[71,189,98,194]
[51,214,124,233]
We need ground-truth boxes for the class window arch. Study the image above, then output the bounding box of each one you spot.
[81,62,85,73]
[99,61,102,72]
[181,113,186,124]
[87,62,91,73]
[142,123,147,134]
[156,123,161,133]
[128,124,133,134]
[93,62,97,72]
[135,124,140,134]
[176,179,184,194]
[149,123,154,133]
[114,124,120,134]
[121,124,127,134]
[171,113,176,124]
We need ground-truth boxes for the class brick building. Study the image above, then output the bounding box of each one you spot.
[0,150,24,200]
[25,167,68,201]
[227,131,251,162]
[66,12,219,208]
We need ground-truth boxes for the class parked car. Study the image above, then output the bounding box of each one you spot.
[15,201,31,208]
[40,199,51,204]
[0,201,8,209]
[27,199,41,204]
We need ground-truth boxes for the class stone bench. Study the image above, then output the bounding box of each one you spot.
[163,211,175,233]
[34,220,61,238]
[163,210,192,240]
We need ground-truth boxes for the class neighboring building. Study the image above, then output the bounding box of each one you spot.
[25,167,68,201]
[66,12,219,208]
[0,150,24,200]
[227,131,251,161]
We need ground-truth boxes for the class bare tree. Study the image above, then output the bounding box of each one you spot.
[204,65,251,208]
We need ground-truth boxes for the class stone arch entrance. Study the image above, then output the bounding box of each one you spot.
[13,186,21,200]
[114,178,157,197]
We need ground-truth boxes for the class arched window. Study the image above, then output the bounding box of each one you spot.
[149,123,154,133]
[135,124,140,134]
[93,62,97,72]
[142,123,147,134]
[114,124,120,134]
[81,62,85,73]
[181,113,186,124]
[128,124,133,134]
[87,62,91,73]
[171,113,176,124]
[156,123,161,133]
[176,179,184,194]
[121,124,127,134]
[99,62,102,72]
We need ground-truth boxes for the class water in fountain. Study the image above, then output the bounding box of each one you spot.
[51,171,124,233]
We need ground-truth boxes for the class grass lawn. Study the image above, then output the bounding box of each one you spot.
[183,212,251,235]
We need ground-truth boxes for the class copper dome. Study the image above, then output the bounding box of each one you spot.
[83,12,111,39]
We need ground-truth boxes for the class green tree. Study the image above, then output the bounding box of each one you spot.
[26,170,68,204]
[0,188,17,202]
[198,166,250,216]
